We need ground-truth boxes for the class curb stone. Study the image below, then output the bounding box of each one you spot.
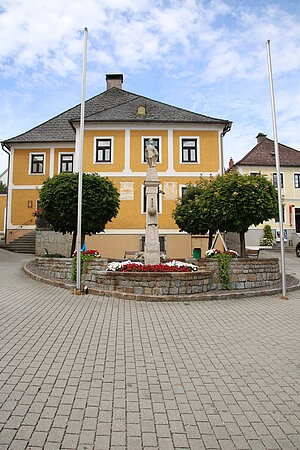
[23,260,300,302]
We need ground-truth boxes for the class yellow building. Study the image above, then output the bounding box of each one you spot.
[233,133,300,247]
[2,74,231,258]
[0,195,6,233]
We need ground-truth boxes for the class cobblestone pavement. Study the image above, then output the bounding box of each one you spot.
[0,249,300,449]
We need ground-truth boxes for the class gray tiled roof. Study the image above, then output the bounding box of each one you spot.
[3,88,229,145]
[236,137,300,167]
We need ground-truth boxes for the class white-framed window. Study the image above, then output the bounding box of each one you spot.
[141,137,161,164]
[275,206,286,223]
[179,184,187,198]
[272,173,284,189]
[141,184,162,214]
[249,171,261,176]
[294,173,300,188]
[94,137,114,163]
[59,153,74,173]
[180,137,200,163]
[141,235,166,252]
[29,153,46,175]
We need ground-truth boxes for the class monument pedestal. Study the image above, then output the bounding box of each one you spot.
[144,167,160,266]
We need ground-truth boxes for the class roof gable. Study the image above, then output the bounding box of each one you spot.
[236,137,300,167]
[83,91,228,124]
[3,87,229,145]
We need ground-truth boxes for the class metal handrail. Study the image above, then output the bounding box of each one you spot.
[8,218,35,239]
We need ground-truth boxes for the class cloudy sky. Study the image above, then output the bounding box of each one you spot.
[1,0,300,175]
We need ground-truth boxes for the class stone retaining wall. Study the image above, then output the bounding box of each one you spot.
[36,257,108,281]
[36,230,73,257]
[89,270,213,296]
[198,258,280,290]
[35,257,280,297]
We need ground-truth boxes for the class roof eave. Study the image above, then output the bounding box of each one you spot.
[237,162,300,167]
[71,119,229,125]
[3,138,76,145]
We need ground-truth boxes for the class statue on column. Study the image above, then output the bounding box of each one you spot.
[145,138,159,168]
[144,138,160,265]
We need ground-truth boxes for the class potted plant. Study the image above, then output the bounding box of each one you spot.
[260,225,275,247]
[33,208,49,229]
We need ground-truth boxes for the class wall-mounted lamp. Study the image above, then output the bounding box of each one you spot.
[28,200,33,208]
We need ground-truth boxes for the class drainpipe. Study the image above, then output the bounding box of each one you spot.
[220,122,232,175]
[1,143,10,244]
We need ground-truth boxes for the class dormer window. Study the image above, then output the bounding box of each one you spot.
[137,106,146,117]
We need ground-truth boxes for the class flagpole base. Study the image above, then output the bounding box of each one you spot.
[73,288,83,295]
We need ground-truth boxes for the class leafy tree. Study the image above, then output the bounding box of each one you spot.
[173,172,278,257]
[0,181,7,194]
[204,172,278,257]
[172,178,217,249]
[39,173,120,256]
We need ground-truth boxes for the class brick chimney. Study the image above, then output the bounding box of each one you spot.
[229,157,234,170]
[106,74,123,90]
[256,132,267,144]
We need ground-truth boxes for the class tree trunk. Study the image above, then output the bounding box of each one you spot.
[71,231,86,257]
[208,230,213,249]
[240,231,246,258]
[71,232,77,257]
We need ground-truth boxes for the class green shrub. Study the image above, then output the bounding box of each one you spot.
[260,225,275,246]
[71,253,94,282]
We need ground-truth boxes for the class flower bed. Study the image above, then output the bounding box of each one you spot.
[107,260,197,273]
[205,249,238,258]
[33,256,281,301]
[73,249,100,257]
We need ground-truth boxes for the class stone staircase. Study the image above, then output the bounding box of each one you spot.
[0,235,5,249]
[261,243,295,253]
[1,231,36,254]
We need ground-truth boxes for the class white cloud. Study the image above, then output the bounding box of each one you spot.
[0,0,299,85]
[0,0,231,78]
[1,0,300,174]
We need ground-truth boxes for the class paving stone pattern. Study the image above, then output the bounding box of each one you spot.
[0,249,300,449]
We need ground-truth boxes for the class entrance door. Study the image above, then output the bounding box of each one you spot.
[295,208,300,233]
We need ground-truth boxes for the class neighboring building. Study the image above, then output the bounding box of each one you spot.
[232,132,300,246]
[0,169,7,233]
[0,168,8,186]
[0,195,6,233]
[1,74,231,258]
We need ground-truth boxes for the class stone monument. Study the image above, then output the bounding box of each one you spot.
[144,139,160,265]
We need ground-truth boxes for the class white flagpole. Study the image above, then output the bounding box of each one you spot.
[76,27,88,293]
[266,39,287,299]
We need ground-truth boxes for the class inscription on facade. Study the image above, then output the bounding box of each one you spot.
[164,182,178,200]
[120,182,134,200]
